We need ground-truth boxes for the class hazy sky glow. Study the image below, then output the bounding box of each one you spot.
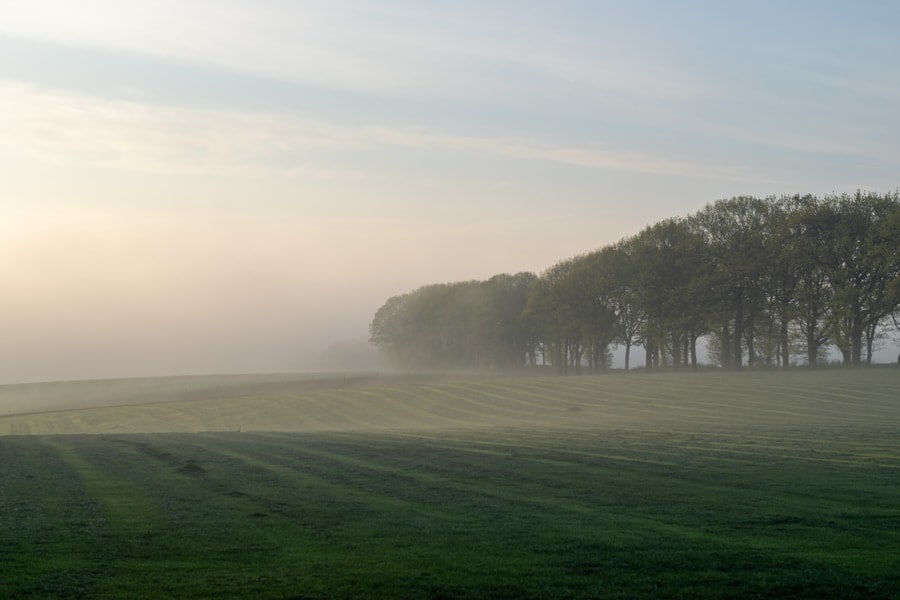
[2,1,898,383]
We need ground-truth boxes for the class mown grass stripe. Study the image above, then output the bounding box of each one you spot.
[190,432,464,524]
[1,369,897,436]
[43,437,164,537]
[352,386,493,429]
[0,437,112,597]
[3,425,899,598]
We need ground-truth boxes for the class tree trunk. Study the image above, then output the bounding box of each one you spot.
[807,326,818,368]
[690,329,698,369]
[670,331,682,369]
[721,322,732,369]
[780,314,790,369]
[733,293,744,370]
[850,320,864,367]
[745,311,756,368]
[865,321,878,365]
[645,341,653,372]
[746,329,756,367]
[840,345,851,365]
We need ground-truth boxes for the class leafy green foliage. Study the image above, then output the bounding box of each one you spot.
[370,274,536,369]
[371,191,899,370]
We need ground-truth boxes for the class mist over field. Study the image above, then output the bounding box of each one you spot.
[4,7,900,598]
[3,368,898,598]
[2,1,899,384]
[0,368,896,437]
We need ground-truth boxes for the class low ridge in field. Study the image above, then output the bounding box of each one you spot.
[0,368,897,435]
[2,369,898,598]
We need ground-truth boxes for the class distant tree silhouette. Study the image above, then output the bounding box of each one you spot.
[370,191,900,371]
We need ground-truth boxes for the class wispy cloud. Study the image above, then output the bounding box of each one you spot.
[692,110,900,170]
[0,1,702,105]
[0,82,354,176]
[0,83,768,183]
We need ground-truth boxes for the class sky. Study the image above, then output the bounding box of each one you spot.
[1,1,899,383]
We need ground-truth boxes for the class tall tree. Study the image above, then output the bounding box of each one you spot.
[523,260,582,373]
[371,191,898,372]
[480,272,537,368]
[629,218,709,369]
[821,192,900,365]
[594,241,644,371]
[783,196,835,366]
[693,197,770,369]
[567,251,620,373]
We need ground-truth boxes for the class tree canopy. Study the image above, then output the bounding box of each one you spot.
[370,191,900,371]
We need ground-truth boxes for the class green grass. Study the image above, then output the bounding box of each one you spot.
[1,369,897,435]
[1,369,899,598]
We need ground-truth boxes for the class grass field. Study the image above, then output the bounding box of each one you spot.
[1,368,898,598]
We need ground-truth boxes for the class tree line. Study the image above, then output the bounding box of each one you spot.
[370,191,900,372]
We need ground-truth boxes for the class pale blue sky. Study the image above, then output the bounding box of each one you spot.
[1,1,898,382]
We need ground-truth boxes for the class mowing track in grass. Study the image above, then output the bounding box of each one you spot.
[2,369,898,597]
[2,425,898,599]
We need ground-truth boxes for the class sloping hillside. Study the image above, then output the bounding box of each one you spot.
[1,368,897,435]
